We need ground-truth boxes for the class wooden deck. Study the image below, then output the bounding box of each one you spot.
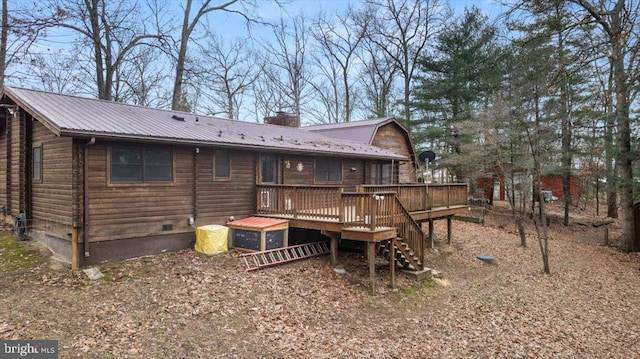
[255,183,468,246]
[254,183,469,293]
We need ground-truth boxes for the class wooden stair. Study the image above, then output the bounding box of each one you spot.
[384,197,426,271]
[378,238,423,271]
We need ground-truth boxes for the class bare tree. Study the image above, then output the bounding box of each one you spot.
[362,0,444,131]
[473,100,531,248]
[48,0,162,100]
[0,0,51,88]
[170,0,258,111]
[250,62,283,122]
[27,51,82,94]
[1,0,8,88]
[358,32,399,118]
[117,45,171,108]
[310,8,366,123]
[261,15,311,121]
[196,35,259,119]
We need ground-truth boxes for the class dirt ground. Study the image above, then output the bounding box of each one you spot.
[1,201,639,358]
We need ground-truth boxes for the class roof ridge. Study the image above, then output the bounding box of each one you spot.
[304,118,393,129]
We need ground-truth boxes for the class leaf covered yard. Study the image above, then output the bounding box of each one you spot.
[1,204,639,358]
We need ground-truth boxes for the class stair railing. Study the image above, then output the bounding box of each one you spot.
[392,196,425,271]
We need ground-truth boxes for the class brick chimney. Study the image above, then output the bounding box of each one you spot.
[264,111,300,128]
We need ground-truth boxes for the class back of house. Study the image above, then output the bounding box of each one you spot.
[0,87,407,265]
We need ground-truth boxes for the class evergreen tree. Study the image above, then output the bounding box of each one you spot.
[413,7,503,181]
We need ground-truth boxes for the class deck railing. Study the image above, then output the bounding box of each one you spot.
[257,183,469,222]
[357,183,468,211]
[257,184,343,221]
[392,196,425,268]
[341,191,396,230]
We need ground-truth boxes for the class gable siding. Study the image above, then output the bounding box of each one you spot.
[86,142,195,242]
[371,123,416,183]
[31,120,74,235]
[195,148,256,224]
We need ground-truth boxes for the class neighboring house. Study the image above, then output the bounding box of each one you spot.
[477,165,581,204]
[0,87,468,273]
[540,174,582,203]
[304,118,418,184]
[477,165,529,203]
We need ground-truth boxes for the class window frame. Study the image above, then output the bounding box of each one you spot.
[108,145,174,185]
[213,149,231,181]
[314,158,342,183]
[259,154,278,184]
[32,145,42,183]
[370,161,398,184]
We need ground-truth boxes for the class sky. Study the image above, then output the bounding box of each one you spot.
[10,0,509,124]
[208,0,505,40]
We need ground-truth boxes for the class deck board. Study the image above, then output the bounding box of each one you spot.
[409,205,470,221]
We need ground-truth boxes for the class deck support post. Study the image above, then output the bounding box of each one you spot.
[331,236,338,265]
[368,241,376,295]
[428,219,434,248]
[447,216,452,245]
[390,237,396,289]
[323,231,339,266]
[71,227,79,271]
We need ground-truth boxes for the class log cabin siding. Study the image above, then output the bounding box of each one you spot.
[282,156,314,185]
[0,117,7,215]
[195,148,256,224]
[9,111,25,216]
[87,142,195,242]
[342,159,366,191]
[72,140,83,226]
[31,120,74,232]
[371,123,416,183]
[282,155,365,191]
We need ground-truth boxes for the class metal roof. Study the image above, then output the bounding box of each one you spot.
[1,87,406,161]
[304,118,403,144]
[304,118,417,161]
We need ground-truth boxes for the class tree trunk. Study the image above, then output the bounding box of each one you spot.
[605,66,617,218]
[172,0,193,111]
[534,194,551,275]
[516,215,526,248]
[343,69,351,123]
[88,0,108,100]
[0,0,7,89]
[595,176,600,217]
[610,4,636,252]
[530,88,541,219]
[558,25,572,227]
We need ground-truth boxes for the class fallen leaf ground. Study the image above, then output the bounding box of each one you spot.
[1,202,639,358]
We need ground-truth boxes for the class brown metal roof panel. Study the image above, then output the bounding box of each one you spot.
[304,118,399,144]
[305,126,377,144]
[2,87,407,161]
[304,118,395,130]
